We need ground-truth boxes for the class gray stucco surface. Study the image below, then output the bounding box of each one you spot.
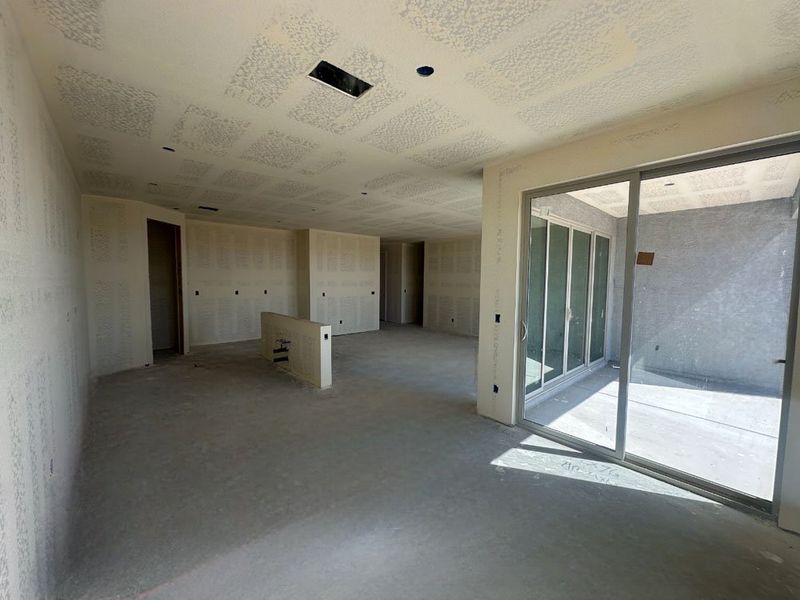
[630,197,796,393]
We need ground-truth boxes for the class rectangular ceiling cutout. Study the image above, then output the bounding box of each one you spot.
[308,61,372,98]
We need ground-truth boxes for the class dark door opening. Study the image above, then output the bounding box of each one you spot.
[147,219,183,358]
[379,249,388,322]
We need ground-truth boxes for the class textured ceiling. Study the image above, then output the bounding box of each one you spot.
[565,154,800,217]
[8,0,800,239]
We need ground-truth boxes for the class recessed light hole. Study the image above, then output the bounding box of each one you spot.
[416,65,434,77]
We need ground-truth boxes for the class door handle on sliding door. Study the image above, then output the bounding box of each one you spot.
[520,321,528,342]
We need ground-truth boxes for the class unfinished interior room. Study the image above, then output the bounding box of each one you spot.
[1,1,800,599]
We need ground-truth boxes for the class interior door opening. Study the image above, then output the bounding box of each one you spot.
[147,219,183,359]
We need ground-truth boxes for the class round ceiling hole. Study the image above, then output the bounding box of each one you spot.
[664,182,675,187]
[361,192,368,195]
[162,146,175,152]
[416,65,435,77]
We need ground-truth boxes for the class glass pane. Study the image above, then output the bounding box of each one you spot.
[544,223,568,383]
[627,153,800,500]
[523,182,630,451]
[525,217,548,392]
[567,230,591,371]
[590,236,610,362]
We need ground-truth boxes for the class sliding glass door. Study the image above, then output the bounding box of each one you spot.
[518,142,800,509]
[521,182,629,451]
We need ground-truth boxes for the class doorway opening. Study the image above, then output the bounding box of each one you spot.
[147,219,183,359]
[518,142,800,510]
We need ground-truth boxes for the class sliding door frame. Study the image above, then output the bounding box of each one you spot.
[523,212,616,396]
[516,135,800,515]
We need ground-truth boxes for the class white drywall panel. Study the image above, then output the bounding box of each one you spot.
[82,194,188,376]
[0,4,89,598]
[186,220,297,345]
[307,229,379,335]
[296,229,310,320]
[424,237,481,336]
[260,312,331,388]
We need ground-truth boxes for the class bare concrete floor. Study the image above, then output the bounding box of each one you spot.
[526,365,781,498]
[62,325,800,599]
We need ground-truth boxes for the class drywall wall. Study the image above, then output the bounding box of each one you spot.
[424,238,481,336]
[296,229,310,320]
[186,220,297,345]
[381,242,424,325]
[260,312,331,388]
[147,220,180,351]
[306,229,379,335]
[0,4,89,599]
[82,195,188,376]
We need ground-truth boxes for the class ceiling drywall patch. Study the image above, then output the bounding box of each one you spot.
[268,179,317,198]
[56,66,156,137]
[298,190,349,205]
[176,159,212,181]
[515,45,699,138]
[412,131,503,168]
[82,170,134,193]
[240,131,317,168]
[398,0,550,53]
[445,197,482,211]
[299,151,346,176]
[688,165,747,192]
[360,99,467,153]
[34,0,105,49]
[225,12,338,109]
[197,189,241,205]
[213,169,269,190]
[340,197,400,213]
[170,104,250,156]
[146,182,195,200]
[362,172,412,190]
[390,178,448,198]
[465,3,620,107]
[764,156,792,181]
[76,134,112,165]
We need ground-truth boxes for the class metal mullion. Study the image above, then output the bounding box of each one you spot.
[563,226,573,378]
[616,173,641,460]
[585,232,596,370]
[540,220,550,391]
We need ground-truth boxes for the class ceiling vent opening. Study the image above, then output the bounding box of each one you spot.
[197,206,219,212]
[308,60,372,98]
